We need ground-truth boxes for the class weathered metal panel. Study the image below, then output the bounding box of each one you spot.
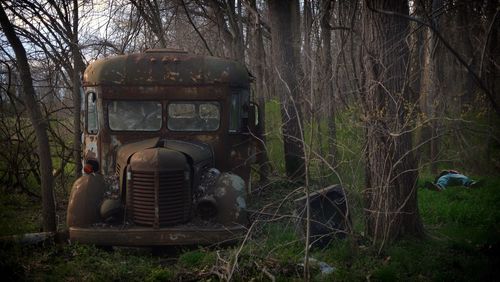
[67,174,106,227]
[93,85,229,176]
[69,225,246,246]
[128,148,191,227]
[212,173,247,225]
[83,50,250,88]
[74,50,255,246]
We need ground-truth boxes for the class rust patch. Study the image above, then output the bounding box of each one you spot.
[164,71,180,81]
[73,49,257,246]
[84,135,98,160]
[195,134,218,143]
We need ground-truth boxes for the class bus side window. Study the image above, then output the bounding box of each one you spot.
[229,89,250,133]
[240,89,250,130]
[229,93,240,133]
[87,92,98,134]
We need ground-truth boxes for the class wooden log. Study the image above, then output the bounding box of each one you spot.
[0,230,68,245]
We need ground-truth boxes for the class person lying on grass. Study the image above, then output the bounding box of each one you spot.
[425,170,482,191]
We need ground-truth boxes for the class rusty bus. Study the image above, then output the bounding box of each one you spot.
[67,49,258,246]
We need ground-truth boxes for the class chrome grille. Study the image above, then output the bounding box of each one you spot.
[130,170,190,227]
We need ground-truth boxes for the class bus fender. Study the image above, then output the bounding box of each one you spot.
[67,174,106,228]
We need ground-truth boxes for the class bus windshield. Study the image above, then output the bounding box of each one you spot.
[168,102,220,131]
[108,101,162,131]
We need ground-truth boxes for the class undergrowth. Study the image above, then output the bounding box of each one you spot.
[0,103,498,280]
[1,177,498,281]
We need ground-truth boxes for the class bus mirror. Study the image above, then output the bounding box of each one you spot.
[249,102,260,131]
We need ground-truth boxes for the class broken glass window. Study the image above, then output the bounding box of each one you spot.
[108,101,162,131]
[168,102,220,131]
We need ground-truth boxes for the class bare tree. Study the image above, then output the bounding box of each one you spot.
[4,0,87,177]
[268,0,305,180]
[0,4,56,232]
[71,0,83,177]
[247,0,270,183]
[129,0,171,48]
[320,0,338,168]
[414,0,443,174]
[361,0,424,246]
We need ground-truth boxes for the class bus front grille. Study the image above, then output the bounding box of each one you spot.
[130,170,190,227]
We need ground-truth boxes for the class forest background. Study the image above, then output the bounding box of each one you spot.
[0,0,499,281]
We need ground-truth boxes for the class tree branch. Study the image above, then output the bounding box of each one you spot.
[366,1,500,117]
[180,0,214,56]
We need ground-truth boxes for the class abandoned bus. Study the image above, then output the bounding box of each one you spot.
[67,49,257,246]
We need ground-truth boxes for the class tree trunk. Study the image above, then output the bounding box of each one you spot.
[456,2,476,105]
[320,0,337,168]
[207,0,244,62]
[0,4,56,232]
[361,0,424,245]
[72,0,82,177]
[131,0,167,48]
[268,0,305,180]
[417,0,441,174]
[484,0,500,171]
[248,0,270,183]
[303,0,313,119]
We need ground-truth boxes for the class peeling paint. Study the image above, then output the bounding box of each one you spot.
[231,175,245,192]
[111,135,121,147]
[169,233,187,240]
[236,196,246,209]
[196,135,217,143]
[71,50,255,245]
[215,186,227,198]
[84,136,98,160]
[164,71,180,81]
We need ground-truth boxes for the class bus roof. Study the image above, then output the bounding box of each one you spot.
[83,49,251,88]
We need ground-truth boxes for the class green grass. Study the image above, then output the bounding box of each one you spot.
[264,100,286,173]
[1,102,498,280]
[0,243,173,281]
[390,181,498,281]
[263,100,364,189]
[3,176,497,281]
[303,177,500,282]
[0,193,41,236]
[177,248,216,269]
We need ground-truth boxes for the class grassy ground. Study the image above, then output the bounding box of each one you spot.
[1,177,498,281]
[1,102,498,281]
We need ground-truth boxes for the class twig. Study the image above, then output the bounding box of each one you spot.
[479,8,499,78]
[366,2,500,117]
[180,0,214,56]
[254,261,276,282]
